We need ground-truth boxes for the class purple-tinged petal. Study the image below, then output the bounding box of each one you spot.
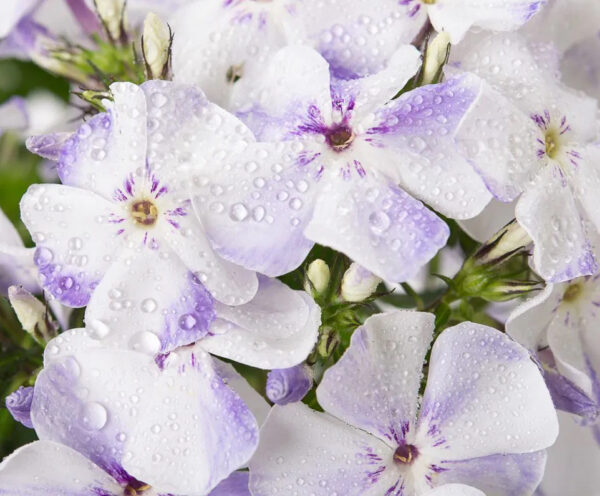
[266,364,312,405]
[304,172,449,283]
[542,367,599,419]
[433,451,546,496]
[202,277,320,369]
[0,207,38,294]
[425,484,485,496]
[65,0,102,35]
[84,246,216,355]
[26,132,72,161]
[5,386,34,429]
[191,141,318,277]
[0,440,122,496]
[20,184,122,307]
[428,0,545,44]
[249,403,399,496]
[32,336,259,495]
[318,311,433,445]
[417,323,558,461]
[57,83,148,201]
[368,74,492,219]
[516,164,598,282]
[210,471,250,496]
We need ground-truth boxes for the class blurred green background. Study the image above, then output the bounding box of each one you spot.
[0,59,69,457]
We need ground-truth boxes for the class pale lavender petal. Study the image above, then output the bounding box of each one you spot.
[417,323,558,461]
[5,386,34,429]
[0,441,122,496]
[20,184,122,307]
[434,451,547,496]
[84,246,216,354]
[266,364,312,405]
[305,172,449,283]
[26,132,72,161]
[65,0,102,35]
[542,367,599,419]
[209,471,250,496]
[249,403,398,496]
[367,74,491,219]
[0,96,28,134]
[317,311,434,444]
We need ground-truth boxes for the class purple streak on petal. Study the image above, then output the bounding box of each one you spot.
[266,365,312,405]
[208,471,250,496]
[6,386,34,428]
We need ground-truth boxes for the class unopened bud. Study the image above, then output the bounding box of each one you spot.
[94,0,126,42]
[479,279,543,302]
[5,386,34,429]
[318,326,340,358]
[341,263,382,302]
[143,12,172,80]
[474,219,532,267]
[266,364,313,406]
[422,31,451,85]
[305,259,330,295]
[8,286,57,343]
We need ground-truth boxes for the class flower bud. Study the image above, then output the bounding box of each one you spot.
[94,0,126,42]
[8,286,57,343]
[142,12,172,80]
[474,219,532,267]
[422,31,451,85]
[5,386,34,428]
[304,259,330,295]
[479,279,543,302]
[341,263,382,302]
[266,364,313,406]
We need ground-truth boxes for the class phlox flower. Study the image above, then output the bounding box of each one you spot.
[453,32,600,282]
[170,0,545,109]
[507,274,600,420]
[0,327,268,495]
[190,45,491,282]
[23,80,319,368]
[249,311,558,496]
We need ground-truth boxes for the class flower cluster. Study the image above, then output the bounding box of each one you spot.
[0,0,598,495]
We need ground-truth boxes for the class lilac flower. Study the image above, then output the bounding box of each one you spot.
[453,32,600,282]
[23,81,320,365]
[5,386,34,429]
[507,274,600,420]
[0,441,251,495]
[0,207,37,294]
[266,364,312,405]
[9,327,267,495]
[250,311,558,496]
[191,45,491,282]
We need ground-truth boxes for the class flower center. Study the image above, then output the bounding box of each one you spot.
[226,64,243,84]
[544,129,559,159]
[422,0,436,3]
[393,443,419,465]
[563,283,582,303]
[125,483,152,495]
[131,200,159,227]
[326,125,354,152]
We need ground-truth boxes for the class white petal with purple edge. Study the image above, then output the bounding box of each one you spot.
[32,338,259,495]
[368,74,492,218]
[298,0,426,78]
[428,0,544,44]
[0,441,122,496]
[210,471,250,496]
[201,278,320,369]
[515,164,598,282]
[305,171,449,283]
[0,207,37,293]
[417,323,558,461]
[20,184,122,307]
[318,311,434,444]
[249,403,398,496]
[58,83,148,200]
[432,451,546,496]
[191,141,317,277]
[84,246,216,354]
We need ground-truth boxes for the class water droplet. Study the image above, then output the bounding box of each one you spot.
[80,402,107,431]
[141,298,158,313]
